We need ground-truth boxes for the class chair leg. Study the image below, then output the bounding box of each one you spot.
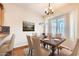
[28,49,30,56]
[43,43,46,48]
[30,49,32,56]
[47,45,48,49]
[57,48,60,55]
[28,48,32,56]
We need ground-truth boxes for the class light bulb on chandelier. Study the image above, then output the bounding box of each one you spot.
[45,3,54,15]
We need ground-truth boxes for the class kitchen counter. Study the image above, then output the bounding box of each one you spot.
[0,33,9,38]
[0,33,9,42]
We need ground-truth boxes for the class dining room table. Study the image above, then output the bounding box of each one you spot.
[40,38,66,56]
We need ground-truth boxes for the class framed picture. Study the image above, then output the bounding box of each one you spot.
[23,21,35,31]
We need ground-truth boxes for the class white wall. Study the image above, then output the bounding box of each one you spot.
[3,3,44,48]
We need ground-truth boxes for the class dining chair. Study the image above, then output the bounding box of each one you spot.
[40,33,47,39]
[47,33,52,40]
[32,33,37,37]
[32,36,50,56]
[55,33,62,39]
[0,34,15,56]
[55,33,66,55]
[71,39,79,56]
[26,35,33,56]
[59,39,79,56]
[45,33,52,49]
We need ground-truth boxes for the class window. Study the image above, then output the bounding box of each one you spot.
[50,16,64,37]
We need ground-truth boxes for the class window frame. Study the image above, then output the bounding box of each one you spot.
[49,15,65,37]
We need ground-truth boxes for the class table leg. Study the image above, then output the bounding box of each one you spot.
[43,43,46,48]
[49,47,56,56]
[58,48,60,55]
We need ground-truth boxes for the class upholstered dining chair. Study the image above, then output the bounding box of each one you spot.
[45,33,52,49]
[55,33,62,39]
[55,33,66,55]
[59,39,79,56]
[32,36,50,56]
[26,35,33,56]
[0,34,15,56]
[32,33,37,37]
[47,33,52,40]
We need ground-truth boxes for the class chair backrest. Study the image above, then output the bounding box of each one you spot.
[56,33,61,39]
[71,39,79,56]
[26,35,33,49]
[32,36,41,56]
[41,33,47,39]
[47,33,52,40]
[32,33,37,37]
[8,34,15,51]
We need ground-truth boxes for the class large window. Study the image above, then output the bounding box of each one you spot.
[50,16,64,37]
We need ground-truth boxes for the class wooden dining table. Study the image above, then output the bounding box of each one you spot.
[40,38,66,56]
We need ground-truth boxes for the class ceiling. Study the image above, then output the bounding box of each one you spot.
[17,3,67,16]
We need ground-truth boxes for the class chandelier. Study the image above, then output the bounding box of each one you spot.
[45,3,54,15]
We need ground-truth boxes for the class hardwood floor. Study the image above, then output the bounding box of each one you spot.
[13,48,25,56]
[12,45,28,56]
[7,45,71,56]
